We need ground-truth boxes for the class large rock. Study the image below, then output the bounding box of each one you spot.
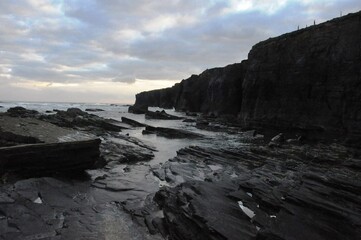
[0,112,102,175]
[145,110,182,120]
[41,108,124,132]
[7,107,39,118]
[128,105,149,114]
[0,139,100,174]
[121,117,148,127]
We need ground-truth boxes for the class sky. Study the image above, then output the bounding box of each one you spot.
[0,0,359,104]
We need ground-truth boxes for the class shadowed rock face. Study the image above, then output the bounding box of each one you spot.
[135,62,247,115]
[135,87,177,110]
[134,11,361,143]
[240,11,361,142]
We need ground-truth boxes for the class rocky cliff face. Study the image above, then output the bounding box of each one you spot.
[134,11,361,142]
[241,11,361,142]
[135,62,248,115]
[136,86,177,109]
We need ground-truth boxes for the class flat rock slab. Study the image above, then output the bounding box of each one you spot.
[143,126,203,139]
[0,114,94,144]
[0,114,100,174]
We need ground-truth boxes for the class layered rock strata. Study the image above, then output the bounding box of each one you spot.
[146,143,361,240]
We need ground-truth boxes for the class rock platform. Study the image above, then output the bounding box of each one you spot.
[0,112,100,174]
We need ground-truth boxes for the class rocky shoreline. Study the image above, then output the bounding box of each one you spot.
[127,11,361,240]
[1,10,361,240]
[0,105,360,239]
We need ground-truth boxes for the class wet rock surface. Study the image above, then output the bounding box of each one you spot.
[1,104,360,240]
[0,107,164,239]
[121,117,148,127]
[145,110,182,120]
[142,126,203,139]
[144,143,361,240]
[155,181,256,240]
[40,108,124,132]
[0,177,162,240]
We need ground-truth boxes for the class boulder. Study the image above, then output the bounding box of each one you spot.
[128,105,148,114]
[7,106,39,118]
[145,110,182,120]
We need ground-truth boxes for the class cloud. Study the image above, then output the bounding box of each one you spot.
[0,0,359,103]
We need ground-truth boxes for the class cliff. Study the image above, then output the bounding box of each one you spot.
[135,62,247,115]
[241,11,361,141]
[134,11,361,142]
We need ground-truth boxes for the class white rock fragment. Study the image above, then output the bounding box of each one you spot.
[34,197,43,204]
[238,201,255,219]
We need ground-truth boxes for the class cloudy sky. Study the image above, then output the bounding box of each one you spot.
[0,0,359,103]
